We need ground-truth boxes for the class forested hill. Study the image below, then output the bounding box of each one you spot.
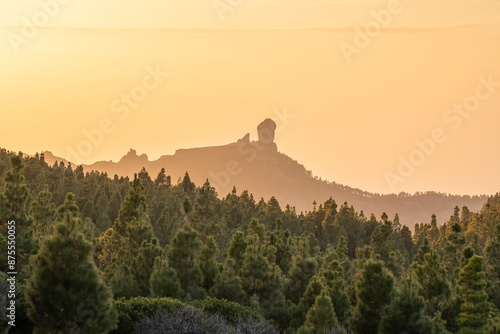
[1,147,499,333]
[39,119,488,227]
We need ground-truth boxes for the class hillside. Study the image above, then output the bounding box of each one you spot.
[42,119,488,227]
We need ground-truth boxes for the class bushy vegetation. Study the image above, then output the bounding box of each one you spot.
[0,149,499,333]
[135,306,278,334]
[111,297,183,334]
[190,297,262,324]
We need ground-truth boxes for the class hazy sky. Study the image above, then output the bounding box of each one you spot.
[1,0,500,196]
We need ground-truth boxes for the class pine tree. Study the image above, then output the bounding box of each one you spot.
[297,291,338,334]
[227,231,247,272]
[465,213,486,247]
[413,249,451,315]
[154,168,170,190]
[108,263,141,299]
[0,156,38,276]
[485,224,500,309]
[101,175,155,281]
[154,205,182,247]
[58,164,76,204]
[349,260,394,334]
[443,221,466,286]
[292,276,325,329]
[25,193,117,333]
[370,220,394,266]
[335,235,352,278]
[29,185,56,238]
[240,233,272,297]
[258,264,287,327]
[334,203,364,258]
[181,171,195,195]
[321,260,351,325]
[240,223,287,324]
[95,228,116,273]
[149,256,181,298]
[429,214,440,245]
[414,237,432,265]
[336,235,349,262]
[210,258,247,305]
[191,180,218,236]
[198,236,220,291]
[379,287,434,334]
[458,255,490,333]
[286,255,318,303]
[117,176,145,221]
[94,192,111,231]
[363,213,380,245]
[274,228,293,275]
[131,238,163,296]
[168,225,206,300]
[137,167,154,190]
[108,191,122,223]
[182,198,193,224]
[400,225,414,258]
[319,197,337,248]
[115,176,154,249]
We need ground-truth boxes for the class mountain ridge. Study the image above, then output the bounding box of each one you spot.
[38,119,489,227]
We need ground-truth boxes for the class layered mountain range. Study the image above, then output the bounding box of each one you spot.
[41,119,488,227]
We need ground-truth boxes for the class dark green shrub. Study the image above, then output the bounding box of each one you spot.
[191,297,261,324]
[111,297,183,334]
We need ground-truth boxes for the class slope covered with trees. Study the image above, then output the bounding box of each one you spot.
[39,117,487,227]
[0,148,499,333]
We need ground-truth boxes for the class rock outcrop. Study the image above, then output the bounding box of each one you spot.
[257,119,276,144]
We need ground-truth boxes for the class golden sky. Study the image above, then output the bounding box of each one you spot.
[1,0,500,196]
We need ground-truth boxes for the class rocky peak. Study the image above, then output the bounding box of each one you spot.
[257,118,277,144]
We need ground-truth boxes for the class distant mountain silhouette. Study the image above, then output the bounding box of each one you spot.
[42,119,488,227]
